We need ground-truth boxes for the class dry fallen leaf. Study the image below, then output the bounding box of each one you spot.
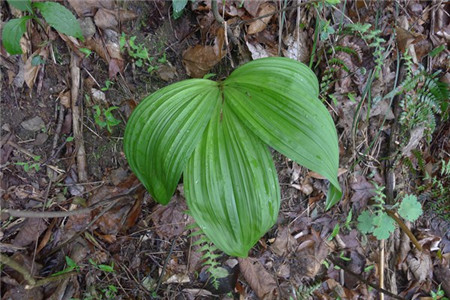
[270,227,297,256]
[68,0,114,17]
[182,28,225,78]
[94,8,137,30]
[308,168,347,180]
[13,218,48,247]
[150,193,191,239]
[238,257,277,300]
[247,3,276,35]
[24,47,49,90]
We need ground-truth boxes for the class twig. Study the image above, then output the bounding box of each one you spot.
[70,53,88,182]
[385,209,422,251]
[0,253,36,286]
[329,257,405,300]
[211,0,238,46]
[51,102,65,158]
[1,184,142,219]
[155,236,179,293]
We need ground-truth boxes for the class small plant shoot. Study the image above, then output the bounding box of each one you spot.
[124,57,342,257]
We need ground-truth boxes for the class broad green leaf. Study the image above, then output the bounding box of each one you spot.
[357,210,374,234]
[398,194,422,222]
[2,16,31,55]
[372,212,396,240]
[124,80,219,204]
[32,2,83,40]
[7,0,32,13]
[224,57,341,209]
[172,0,188,19]
[185,103,280,257]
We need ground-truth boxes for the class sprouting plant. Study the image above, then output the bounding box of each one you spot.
[124,57,342,257]
[345,23,386,77]
[15,155,41,172]
[189,225,228,290]
[431,284,449,300]
[51,256,80,276]
[93,105,121,133]
[290,281,321,300]
[101,80,114,92]
[120,33,166,73]
[89,259,115,273]
[357,184,423,240]
[2,0,83,55]
[397,67,449,142]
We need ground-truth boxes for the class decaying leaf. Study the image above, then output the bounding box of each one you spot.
[406,249,432,282]
[270,227,297,256]
[247,3,276,35]
[94,8,137,30]
[13,218,48,247]
[182,28,225,78]
[238,257,277,300]
[68,0,114,17]
[150,192,192,239]
[24,47,49,89]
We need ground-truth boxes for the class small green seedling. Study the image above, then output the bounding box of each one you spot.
[15,155,41,172]
[89,258,115,273]
[101,80,113,92]
[357,184,423,240]
[51,256,80,276]
[93,105,121,133]
[431,285,449,300]
[79,48,93,58]
[2,0,83,55]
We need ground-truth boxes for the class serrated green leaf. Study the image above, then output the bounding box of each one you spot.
[185,103,280,257]
[7,0,32,13]
[124,80,219,204]
[398,194,422,222]
[357,210,374,234]
[32,2,83,40]
[2,16,31,55]
[224,57,341,209]
[372,212,396,240]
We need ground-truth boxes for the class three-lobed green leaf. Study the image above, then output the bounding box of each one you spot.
[398,194,422,222]
[124,57,342,256]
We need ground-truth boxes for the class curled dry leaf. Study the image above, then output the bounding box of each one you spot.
[243,1,261,17]
[270,227,297,256]
[238,257,277,300]
[24,47,49,89]
[247,3,276,35]
[182,28,225,78]
[246,41,270,59]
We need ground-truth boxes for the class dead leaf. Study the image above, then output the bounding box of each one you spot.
[157,64,178,82]
[150,193,191,238]
[396,26,417,54]
[308,168,347,180]
[406,249,432,282]
[238,257,277,300]
[13,218,48,247]
[182,28,225,78]
[282,31,310,63]
[243,1,261,17]
[350,175,375,209]
[247,3,276,35]
[24,47,49,90]
[68,0,114,17]
[293,230,331,279]
[270,227,297,256]
[246,41,270,59]
[94,8,137,30]
[59,90,71,109]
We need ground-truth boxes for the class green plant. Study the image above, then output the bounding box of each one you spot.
[431,285,449,300]
[172,0,188,19]
[120,33,164,73]
[124,57,341,257]
[15,155,41,172]
[2,0,83,55]
[290,281,321,300]
[189,225,228,290]
[51,256,80,276]
[93,105,121,133]
[101,80,114,91]
[357,184,423,240]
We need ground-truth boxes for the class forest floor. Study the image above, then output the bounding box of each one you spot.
[1,0,449,299]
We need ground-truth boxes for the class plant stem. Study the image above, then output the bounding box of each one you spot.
[0,253,36,286]
[385,209,422,252]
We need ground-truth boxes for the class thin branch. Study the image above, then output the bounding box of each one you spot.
[329,257,406,300]
[0,253,36,286]
[385,209,422,252]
